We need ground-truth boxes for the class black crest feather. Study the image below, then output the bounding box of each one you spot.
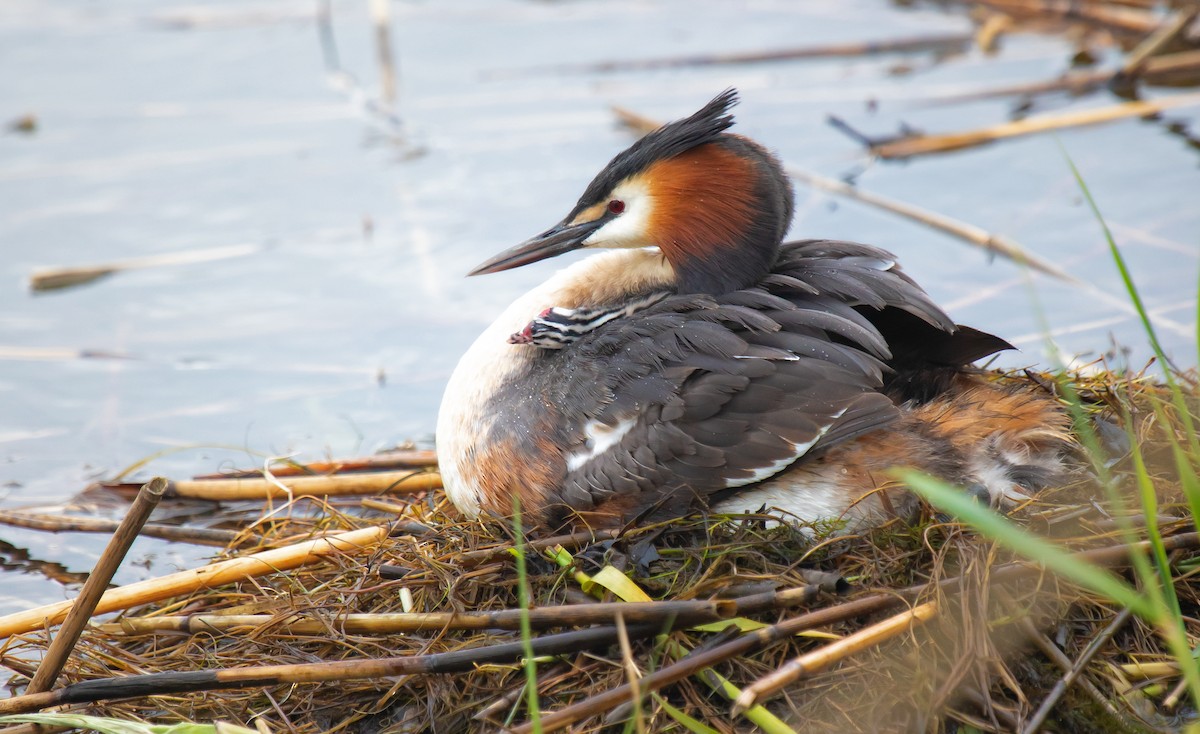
[569,89,739,217]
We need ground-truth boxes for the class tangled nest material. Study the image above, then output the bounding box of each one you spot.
[0,371,1196,734]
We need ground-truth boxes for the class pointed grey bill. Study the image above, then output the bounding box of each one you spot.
[468,218,605,276]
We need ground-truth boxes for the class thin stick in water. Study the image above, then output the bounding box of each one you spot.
[0,510,243,548]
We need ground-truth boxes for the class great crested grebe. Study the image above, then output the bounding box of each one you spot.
[436,89,1070,531]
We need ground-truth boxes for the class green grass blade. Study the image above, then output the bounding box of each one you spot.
[1061,147,1200,457]
[511,499,542,734]
[1127,421,1181,619]
[652,694,721,734]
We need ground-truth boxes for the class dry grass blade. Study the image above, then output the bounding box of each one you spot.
[871,93,1200,158]
[732,601,940,714]
[0,524,388,639]
[612,106,1074,282]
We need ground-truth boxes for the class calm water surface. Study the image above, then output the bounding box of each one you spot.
[0,0,1197,608]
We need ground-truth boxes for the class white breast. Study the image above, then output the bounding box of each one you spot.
[436,248,675,517]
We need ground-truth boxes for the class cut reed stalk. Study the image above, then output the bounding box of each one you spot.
[101,470,441,502]
[26,478,166,694]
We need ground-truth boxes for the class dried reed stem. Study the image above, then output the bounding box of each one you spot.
[0,525,388,639]
[98,586,815,635]
[191,450,437,480]
[732,601,940,713]
[1121,10,1200,77]
[456,528,623,567]
[26,478,167,694]
[871,93,1200,158]
[102,470,441,501]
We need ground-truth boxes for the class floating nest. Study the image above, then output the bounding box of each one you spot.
[0,368,1196,733]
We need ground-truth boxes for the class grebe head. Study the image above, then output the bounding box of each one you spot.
[468,89,795,294]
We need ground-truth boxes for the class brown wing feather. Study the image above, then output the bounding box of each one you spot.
[508,239,993,527]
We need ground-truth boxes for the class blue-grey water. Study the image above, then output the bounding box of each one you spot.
[0,0,1197,607]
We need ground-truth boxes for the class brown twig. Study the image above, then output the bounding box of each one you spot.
[26,478,167,694]
[0,623,666,715]
[1018,616,1142,730]
[0,510,243,548]
[613,106,1076,282]
[0,525,389,639]
[1120,10,1200,79]
[1021,607,1134,734]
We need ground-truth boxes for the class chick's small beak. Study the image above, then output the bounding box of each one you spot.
[468,218,604,276]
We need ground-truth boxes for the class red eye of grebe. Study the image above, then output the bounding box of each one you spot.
[607,199,625,215]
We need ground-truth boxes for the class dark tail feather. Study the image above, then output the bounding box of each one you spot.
[857,307,1014,404]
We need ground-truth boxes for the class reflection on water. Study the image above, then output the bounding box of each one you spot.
[0,0,1196,603]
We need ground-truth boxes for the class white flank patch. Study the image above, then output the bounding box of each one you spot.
[721,407,846,488]
[566,417,637,471]
[713,474,851,527]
